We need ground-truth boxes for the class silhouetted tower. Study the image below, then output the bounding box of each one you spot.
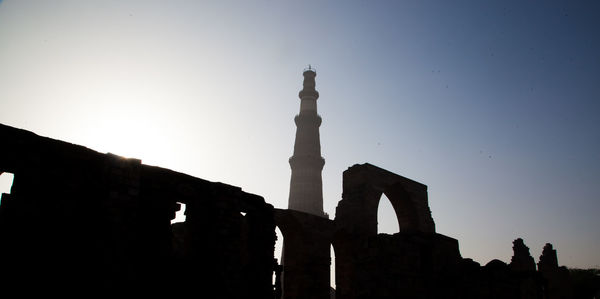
[288,66,325,217]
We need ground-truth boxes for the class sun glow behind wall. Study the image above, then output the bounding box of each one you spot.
[0,0,294,188]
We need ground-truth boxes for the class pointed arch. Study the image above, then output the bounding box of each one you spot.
[383,182,422,233]
[336,163,435,236]
[377,193,400,234]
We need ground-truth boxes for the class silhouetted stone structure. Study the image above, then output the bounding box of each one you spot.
[539,243,559,272]
[0,123,275,297]
[276,162,574,299]
[510,238,537,272]
[333,164,456,299]
[281,68,331,299]
[0,119,574,298]
[276,209,334,299]
[538,243,573,299]
[275,70,573,298]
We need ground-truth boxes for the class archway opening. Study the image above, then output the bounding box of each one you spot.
[330,244,336,293]
[273,226,284,285]
[377,193,400,234]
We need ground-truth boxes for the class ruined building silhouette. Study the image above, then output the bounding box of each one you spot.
[0,123,275,297]
[0,69,574,298]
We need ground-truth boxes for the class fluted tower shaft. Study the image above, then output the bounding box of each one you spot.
[288,68,325,216]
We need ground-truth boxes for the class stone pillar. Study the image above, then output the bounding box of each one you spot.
[509,238,536,272]
[276,209,333,299]
[538,243,558,272]
[538,243,573,299]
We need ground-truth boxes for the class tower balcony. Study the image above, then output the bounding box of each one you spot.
[289,155,325,170]
[294,113,322,127]
[298,89,319,99]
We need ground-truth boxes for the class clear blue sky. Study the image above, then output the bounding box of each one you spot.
[0,0,598,270]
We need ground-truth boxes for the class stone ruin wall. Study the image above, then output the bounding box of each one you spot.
[0,123,574,299]
[275,163,574,299]
[0,123,276,297]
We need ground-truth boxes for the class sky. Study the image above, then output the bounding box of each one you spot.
[0,0,598,272]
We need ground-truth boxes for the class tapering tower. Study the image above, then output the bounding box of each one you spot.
[288,66,325,217]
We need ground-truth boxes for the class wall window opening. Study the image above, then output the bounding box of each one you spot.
[0,172,15,205]
[171,202,186,224]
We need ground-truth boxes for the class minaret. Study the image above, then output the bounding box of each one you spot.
[288,66,325,217]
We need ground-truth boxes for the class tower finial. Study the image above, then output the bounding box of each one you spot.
[303,64,316,74]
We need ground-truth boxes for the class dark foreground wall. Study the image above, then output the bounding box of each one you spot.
[0,123,276,297]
